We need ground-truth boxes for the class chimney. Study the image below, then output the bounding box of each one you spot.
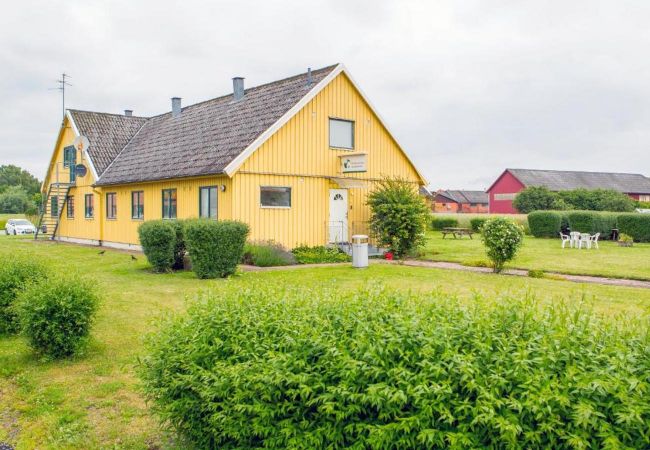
[171,97,181,118]
[232,77,245,101]
[307,67,313,86]
[124,109,133,117]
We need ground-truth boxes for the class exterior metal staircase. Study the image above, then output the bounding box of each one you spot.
[35,183,72,240]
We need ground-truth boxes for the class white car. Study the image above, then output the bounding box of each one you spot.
[5,219,37,235]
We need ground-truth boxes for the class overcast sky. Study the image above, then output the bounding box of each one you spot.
[1,0,649,190]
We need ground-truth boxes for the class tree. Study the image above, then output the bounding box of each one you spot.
[512,186,561,213]
[0,165,41,196]
[481,217,524,273]
[0,186,30,214]
[367,178,430,258]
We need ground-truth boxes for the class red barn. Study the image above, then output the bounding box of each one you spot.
[487,169,650,214]
[433,190,489,213]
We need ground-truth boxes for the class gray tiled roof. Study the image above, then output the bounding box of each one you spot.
[69,110,147,175]
[93,65,337,186]
[509,169,650,194]
[437,190,488,204]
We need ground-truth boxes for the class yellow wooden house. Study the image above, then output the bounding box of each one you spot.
[39,64,426,250]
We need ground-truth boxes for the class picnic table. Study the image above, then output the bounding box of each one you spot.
[442,227,474,239]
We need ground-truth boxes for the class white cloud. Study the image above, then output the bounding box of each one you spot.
[1,0,649,188]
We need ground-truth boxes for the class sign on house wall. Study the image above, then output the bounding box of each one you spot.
[340,153,367,173]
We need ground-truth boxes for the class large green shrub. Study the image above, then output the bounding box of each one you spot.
[567,211,617,237]
[0,186,31,214]
[138,220,177,272]
[0,257,49,334]
[292,245,350,264]
[242,241,296,267]
[469,217,488,232]
[430,216,459,230]
[617,213,650,242]
[481,217,524,273]
[527,211,563,237]
[184,220,249,278]
[559,188,635,212]
[140,287,650,449]
[367,178,430,257]
[512,186,560,213]
[17,276,99,358]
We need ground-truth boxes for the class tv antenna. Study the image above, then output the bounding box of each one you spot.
[49,73,72,121]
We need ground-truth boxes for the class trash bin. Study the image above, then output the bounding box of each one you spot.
[351,235,369,268]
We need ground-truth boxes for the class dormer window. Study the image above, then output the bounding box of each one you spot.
[329,118,354,149]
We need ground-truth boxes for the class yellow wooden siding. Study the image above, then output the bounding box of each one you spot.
[101,177,232,245]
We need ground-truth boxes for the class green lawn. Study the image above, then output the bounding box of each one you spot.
[1,236,650,448]
[423,231,650,280]
[0,213,25,221]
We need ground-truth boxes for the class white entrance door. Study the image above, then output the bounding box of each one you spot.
[328,189,348,243]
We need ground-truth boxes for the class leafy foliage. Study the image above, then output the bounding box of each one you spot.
[291,245,350,264]
[514,186,636,213]
[138,220,177,272]
[0,257,49,334]
[0,186,31,214]
[618,233,634,243]
[617,213,650,242]
[367,178,430,257]
[566,211,618,236]
[17,276,99,358]
[481,217,525,272]
[513,186,560,213]
[527,211,564,237]
[140,287,650,449]
[0,165,41,196]
[430,216,459,230]
[184,219,249,278]
[469,217,488,232]
[170,220,186,270]
[242,241,296,267]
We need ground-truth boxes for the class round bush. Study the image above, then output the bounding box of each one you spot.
[0,257,48,334]
[138,220,177,272]
[527,211,563,237]
[140,287,650,449]
[17,276,99,358]
[184,220,249,278]
[481,217,524,273]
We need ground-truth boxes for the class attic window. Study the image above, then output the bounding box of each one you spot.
[329,118,354,149]
[63,146,76,168]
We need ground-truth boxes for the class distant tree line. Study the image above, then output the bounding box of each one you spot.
[0,165,42,214]
[513,186,637,213]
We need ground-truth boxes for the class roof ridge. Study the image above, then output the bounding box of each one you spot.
[68,109,149,119]
[508,168,647,177]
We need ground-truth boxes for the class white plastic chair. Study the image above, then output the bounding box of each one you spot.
[560,233,571,248]
[579,233,591,249]
[570,231,581,248]
[590,232,600,249]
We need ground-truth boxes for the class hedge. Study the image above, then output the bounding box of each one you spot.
[527,211,563,237]
[140,287,650,449]
[469,217,488,232]
[138,220,177,272]
[617,213,650,242]
[431,216,458,230]
[184,220,249,278]
[567,211,618,237]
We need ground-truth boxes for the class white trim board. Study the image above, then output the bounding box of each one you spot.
[223,64,427,185]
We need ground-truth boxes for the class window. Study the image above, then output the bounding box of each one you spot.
[131,191,144,220]
[66,196,74,218]
[494,193,517,201]
[85,194,94,218]
[63,145,76,167]
[329,118,354,149]
[162,189,177,219]
[260,186,291,208]
[199,186,218,219]
[640,195,650,202]
[106,193,117,219]
[51,195,58,218]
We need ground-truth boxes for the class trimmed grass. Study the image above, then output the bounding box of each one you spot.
[0,213,26,221]
[423,230,650,280]
[1,236,650,448]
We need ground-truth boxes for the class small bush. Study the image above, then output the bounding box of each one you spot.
[430,216,459,230]
[138,220,177,272]
[527,269,545,278]
[527,211,563,237]
[469,217,488,232]
[184,220,249,278]
[618,233,634,243]
[17,276,99,358]
[481,217,524,273]
[140,287,650,449]
[367,178,430,257]
[0,257,48,334]
[292,245,350,264]
[242,241,296,267]
[617,213,650,242]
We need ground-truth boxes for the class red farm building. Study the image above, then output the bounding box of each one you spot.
[433,190,489,213]
[487,169,650,214]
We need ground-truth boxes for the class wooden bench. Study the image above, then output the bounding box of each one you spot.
[441,227,474,239]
